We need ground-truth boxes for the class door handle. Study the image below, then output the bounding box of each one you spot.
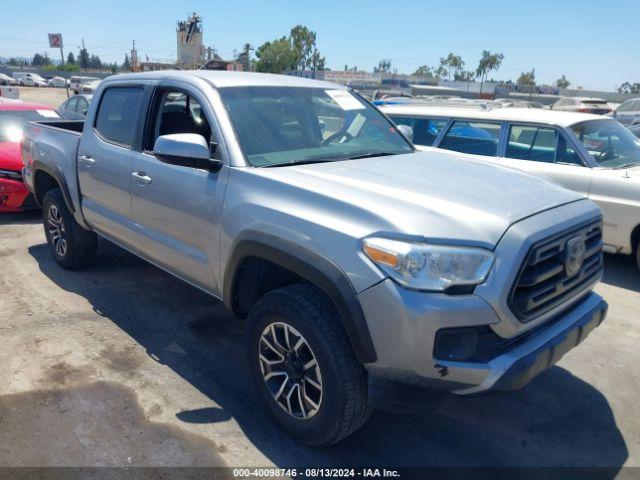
[78,154,95,165]
[132,171,152,185]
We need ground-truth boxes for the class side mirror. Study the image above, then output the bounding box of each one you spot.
[396,124,414,142]
[153,133,222,171]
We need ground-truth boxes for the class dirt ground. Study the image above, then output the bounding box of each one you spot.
[1,211,639,478]
[11,85,71,108]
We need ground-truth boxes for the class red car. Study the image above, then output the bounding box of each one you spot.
[0,102,60,212]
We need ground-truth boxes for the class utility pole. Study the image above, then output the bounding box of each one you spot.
[529,67,535,100]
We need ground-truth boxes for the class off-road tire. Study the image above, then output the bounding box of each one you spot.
[247,283,372,445]
[42,188,97,270]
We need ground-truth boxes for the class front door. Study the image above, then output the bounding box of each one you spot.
[498,124,593,194]
[130,86,228,293]
[77,86,145,249]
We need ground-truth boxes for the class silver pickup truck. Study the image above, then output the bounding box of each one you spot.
[21,71,607,445]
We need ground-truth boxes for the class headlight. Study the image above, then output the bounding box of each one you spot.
[362,237,495,292]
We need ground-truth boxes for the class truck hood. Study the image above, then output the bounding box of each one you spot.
[259,151,585,248]
[0,142,21,172]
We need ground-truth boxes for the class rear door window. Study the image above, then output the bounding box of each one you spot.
[94,87,144,147]
[390,116,447,146]
[65,97,78,112]
[439,120,500,156]
[506,125,558,163]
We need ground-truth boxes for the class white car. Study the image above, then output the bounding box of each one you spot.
[47,76,68,88]
[69,75,99,94]
[79,79,101,94]
[550,96,611,115]
[12,72,48,87]
[612,98,640,126]
[0,73,18,86]
[382,104,640,269]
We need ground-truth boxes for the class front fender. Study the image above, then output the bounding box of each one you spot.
[223,231,377,364]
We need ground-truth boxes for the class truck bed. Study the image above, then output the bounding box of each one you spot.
[33,120,85,134]
[23,120,85,217]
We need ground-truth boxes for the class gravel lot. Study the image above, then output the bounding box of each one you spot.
[12,85,71,107]
[0,211,639,477]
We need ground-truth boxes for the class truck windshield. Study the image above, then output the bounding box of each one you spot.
[0,110,60,142]
[571,119,640,169]
[218,86,413,167]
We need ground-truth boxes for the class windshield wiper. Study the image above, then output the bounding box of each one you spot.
[260,156,339,168]
[613,162,640,170]
[347,151,398,160]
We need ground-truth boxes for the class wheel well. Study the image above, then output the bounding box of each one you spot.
[231,257,305,318]
[631,224,640,254]
[33,170,60,206]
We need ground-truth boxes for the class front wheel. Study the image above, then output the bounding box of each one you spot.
[42,188,97,270]
[246,283,371,445]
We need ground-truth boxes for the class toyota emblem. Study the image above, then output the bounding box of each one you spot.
[565,236,587,277]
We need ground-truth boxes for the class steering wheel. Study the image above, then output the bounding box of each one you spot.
[323,130,354,145]
[597,144,615,161]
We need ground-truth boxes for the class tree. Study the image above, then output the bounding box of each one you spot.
[78,48,90,68]
[454,70,475,82]
[66,52,76,65]
[556,75,570,89]
[374,59,392,73]
[413,65,434,77]
[255,36,297,73]
[476,50,505,95]
[32,53,51,66]
[88,54,102,69]
[517,69,536,86]
[617,82,640,94]
[289,25,325,71]
[122,53,131,71]
[445,53,465,80]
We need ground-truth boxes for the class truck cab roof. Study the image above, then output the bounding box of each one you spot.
[104,70,346,90]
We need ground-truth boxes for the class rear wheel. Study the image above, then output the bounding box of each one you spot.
[42,188,97,270]
[246,283,371,445]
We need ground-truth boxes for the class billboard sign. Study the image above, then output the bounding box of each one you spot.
[48,33,63,49]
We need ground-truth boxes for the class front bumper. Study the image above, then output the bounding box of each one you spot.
[0,177,32,212]
[360,279,607,394]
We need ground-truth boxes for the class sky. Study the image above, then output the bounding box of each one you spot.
[1,0,638,91]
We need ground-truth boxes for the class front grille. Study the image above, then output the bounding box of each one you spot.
[509,219,603,323]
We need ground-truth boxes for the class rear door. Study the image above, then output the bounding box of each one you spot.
[77,86,145,249]
[130,83,229,293]
[498,123,593,194]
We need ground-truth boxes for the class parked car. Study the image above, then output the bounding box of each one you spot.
[612,98,640,126]
[47,76,69,88]
[0,102,60,212]
[0,73,18,86]
[0,85,19,100]
[69,76,99,94]
[22,71,607,445]
[550,96,611,114]
[629,123,640,138]
[12,72,48,88]
[382,104,640,269]
[57,94,92,120]
[80,79,101,94]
